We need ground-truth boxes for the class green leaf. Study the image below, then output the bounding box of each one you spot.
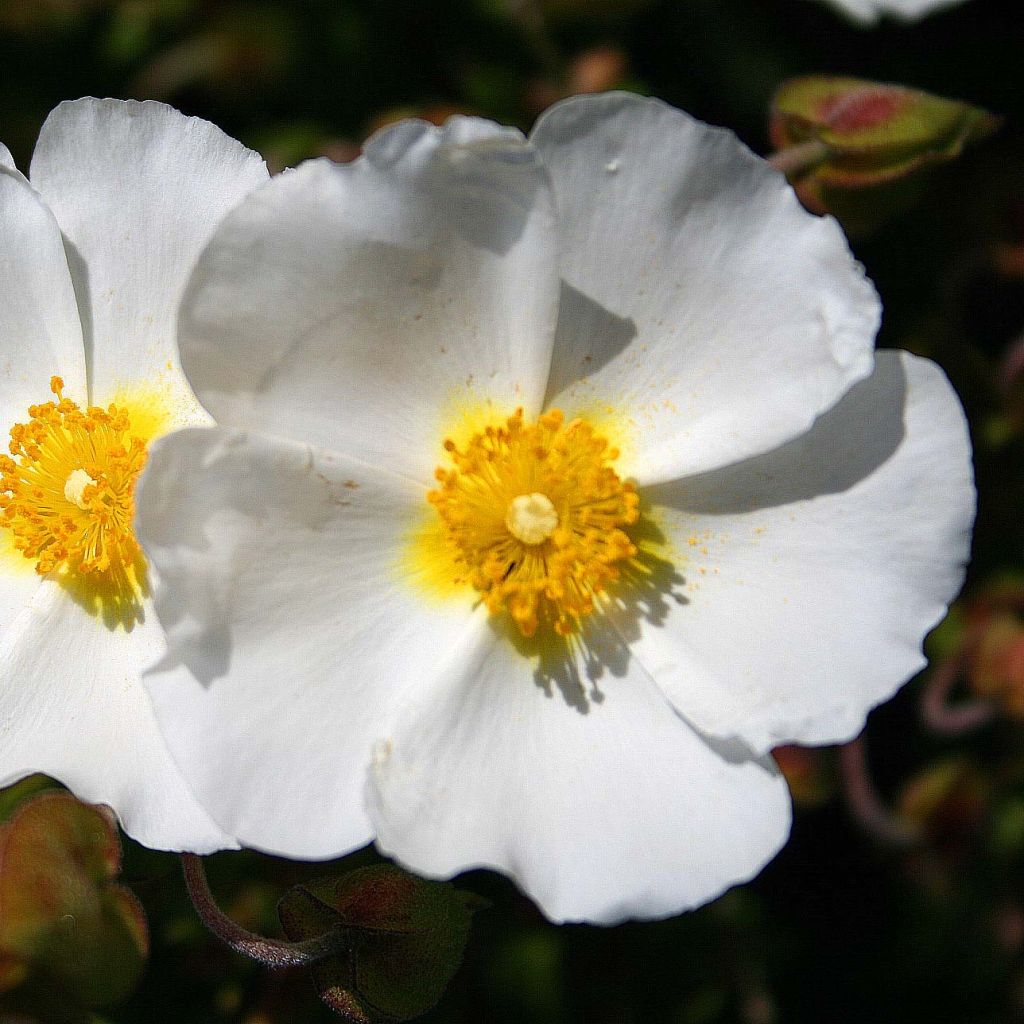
[0,792,148,1008]
[279,865,484,1022]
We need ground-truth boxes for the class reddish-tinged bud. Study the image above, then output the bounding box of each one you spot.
[770,75,1000,190]
[0,790,147,1008]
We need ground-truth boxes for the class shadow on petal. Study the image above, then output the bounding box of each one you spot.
[498,510,685,713]
[61,236,94,398]
[651,354,907,515]
[543,282,637,404]
[56,549,149,632]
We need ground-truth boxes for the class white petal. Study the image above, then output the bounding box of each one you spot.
[0,580,233,852]
[28,98,268,409]
[136,426,479,857]
[369,616,791,924]
[611,351,973,754]
[177,118,559,482]
[0,169,90,630]
[816,0,968,23]
[0,561,42,639]
[0,168,87,414]
[817,0,884,19]
[0,144,22,177]
[531,92,879,483]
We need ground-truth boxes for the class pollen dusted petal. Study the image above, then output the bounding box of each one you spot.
[531,92,879,483]
[610,352,974,754]
[428,408,639,637]
[136,426,480,859]
[174,120,559,482]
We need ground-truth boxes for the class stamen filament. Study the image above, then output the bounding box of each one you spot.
[429,408,638,637]
[0,376,148,579]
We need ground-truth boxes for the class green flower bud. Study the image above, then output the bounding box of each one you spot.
[770,75,1000,188]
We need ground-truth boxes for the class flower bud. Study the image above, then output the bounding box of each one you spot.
[0,790,147,1008]
[770,75,1000,190]
[278,864,484,1021]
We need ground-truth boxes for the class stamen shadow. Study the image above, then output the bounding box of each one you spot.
[499,509,686,714]
[647,356,908,515]
[57,550,149,632]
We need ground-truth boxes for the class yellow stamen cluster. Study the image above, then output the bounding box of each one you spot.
[428,408,639,637]
[0,377,147,577]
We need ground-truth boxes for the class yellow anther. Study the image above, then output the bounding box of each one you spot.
[0,385,148,581]
[428,408,637,638]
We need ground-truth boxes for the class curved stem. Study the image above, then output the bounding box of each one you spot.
[767,139,831,179]
[181,854,347,969]
[840,734,917,846]
[920,644,994,736]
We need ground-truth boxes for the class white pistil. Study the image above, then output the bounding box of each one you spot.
[506,492,559,546]
[64,468,96,510]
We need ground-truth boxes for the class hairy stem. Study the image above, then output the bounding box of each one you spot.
[920,643,994,736]
[181,853,347,969]
[840,734,917,846]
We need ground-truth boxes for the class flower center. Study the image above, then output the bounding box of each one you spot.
[63,468,97,510]
[428,408,639,638]
[505,492,559,545]
[0,377,148,579]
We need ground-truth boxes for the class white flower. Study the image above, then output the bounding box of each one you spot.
[135,92,974,923]
[0,98,268,850]
[814,0,969,24]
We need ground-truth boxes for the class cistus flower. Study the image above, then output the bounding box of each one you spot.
[136,92,974,923]
[814,0,969,24]
[0,99,268,849]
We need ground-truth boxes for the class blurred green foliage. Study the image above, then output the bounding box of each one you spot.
[0,1,1023,1022]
